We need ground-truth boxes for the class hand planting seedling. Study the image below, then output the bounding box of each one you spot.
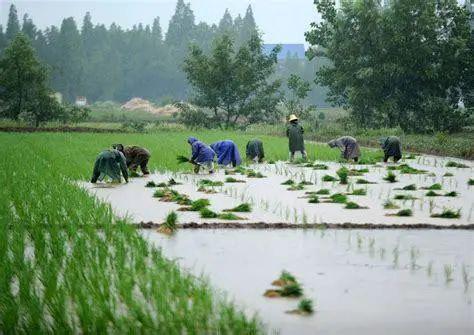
[225,177,246,183]
[345,201,368,209]
[322,174,338,182]
[422,183,442,190]
[445,161,469,168]
[157,211,178,235]
[356,178,376,184]
[223,203,252,212]
[383,171,398,183]
[313,164,329,170]
[431,209,461,219]
[336,167,349,184]
[199,179,224,187]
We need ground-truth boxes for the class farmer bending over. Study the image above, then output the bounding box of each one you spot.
[210,140,242,167]
[91,149,129,183]
[113,144,151,175]
[380,136,402,163]
[286,114,307,162]
[188,137,215,174]
[328,136,361,163]
[246,139,265,163]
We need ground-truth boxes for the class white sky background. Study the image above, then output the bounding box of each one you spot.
[0,0,323,45]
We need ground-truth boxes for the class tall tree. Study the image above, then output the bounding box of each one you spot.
[218,9,234,36]
[165,0,195,54]
[21,14,37,40]
[6,4,20,41]
[238,5,258,46]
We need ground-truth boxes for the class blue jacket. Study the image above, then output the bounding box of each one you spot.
[210,140,242,166]
[188,137,215,163]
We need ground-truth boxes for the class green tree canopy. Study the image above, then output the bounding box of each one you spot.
[6,4,20,41]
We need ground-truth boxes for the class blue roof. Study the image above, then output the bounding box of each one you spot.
[263,44,306,60]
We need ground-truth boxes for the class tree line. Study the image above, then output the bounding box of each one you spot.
[306,0,473,133]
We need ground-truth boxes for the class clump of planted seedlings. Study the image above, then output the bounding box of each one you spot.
[395,184,417,191]
[145,180,158,187]
[383,171,398,183]
[388,164,427,174]
[425,190,441,197]
[345,201,368,209]
[179,198,210,211]
[348,168,369,176]
[225,177,246,183]
[218,212,245,220]
[281,179,295,185]
[223,203,252,212]
[246,170,266,178]
[308,195,320,204]
[468,178,474,186]
[387,209,413,217]
[199,179,224,187]
[430,209,461,219]
[313,164,329,170]
[422,183,442,190]
[336,167,349,184]
[383,200,400,209]
[287,298,315,315]
[443,172,454,177]
[356,178,376,184]
[444,191,457,197]
[158,211,178,235]
[445,161,469,168]
[200,207,219,218]
[153,188,192,205]
[327,193,347,204]
[349,188,367,196]
[197,186,218,193]
[322,174,338,182]
[393,194,417,200]
[264,271,303,298]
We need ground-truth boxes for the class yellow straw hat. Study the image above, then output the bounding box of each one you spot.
[288,114,298,122]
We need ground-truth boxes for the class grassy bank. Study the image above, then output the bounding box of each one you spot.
[0,133,263,333]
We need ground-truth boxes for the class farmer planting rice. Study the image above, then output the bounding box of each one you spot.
[90,149,129,183]
[187,137,216,174]
[210,140,242,167]
[328,136,361,162]
[286,114,307,162]
[380,136,402,163]
[246,139,265,163]
[113,144,151,175]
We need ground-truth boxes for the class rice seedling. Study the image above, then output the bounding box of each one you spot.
[425,190,441,197]
[462,264,471,291]
[313,164,329,170]
[443,172,454,177]
[328,193,348,204]
[246,170,266,178]
[314,188,330,195]
[299,180,313,185]
[280,282,303,297]
[410,246,420,271]
[322,174,338,182]
[296,298,314,314]
[281,179,295,185]
[392,246,400,267]
[430,209,461,219]
[468,178,474,186]
[158,211,178,235]
[348,168,369,176]
[349,188,367,196]
[345,201,368,209]
[368,238,375,256]
[197,186,217,193]
[176,154,190,164]
[393,194,418,200]
[200,207,219,218]
[422,183,442,190]
[168,178,181,185]
[356,178,376,184]
[189,198,211,211]
[379,247,386,259]
[287,183,306,191]
[218,213,245,220]
[224,169,237,175]
[336,167,349,184]
[223,203,252,212]
[225,177,246,183]
[427,261,434,277]
[199,179,224,187]
[395,184,417,191]
[445,161,469,168]
[145,180,158,187]
[272,270,297,286]
[357,234,363,250]
[383,200,400,209]
[444,191,458,197]
[387,209,413,217]
[383,171,398,183]
[444,264,454,283]
[308,195,320,204]
[400,164,427,174]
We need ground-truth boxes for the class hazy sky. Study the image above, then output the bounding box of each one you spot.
[0,0,322,44]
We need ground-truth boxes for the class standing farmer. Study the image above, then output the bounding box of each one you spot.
[113,144,151,175]
[286,114,307,162]
[246,139,265,163]
[91,149,129,183]
[210,140,242,167]
[380,136,402,163]
[187,137,216,174]
[328,136,361,162]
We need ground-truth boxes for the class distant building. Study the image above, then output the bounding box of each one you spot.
[75,96,87,106]
[262,44,306,60]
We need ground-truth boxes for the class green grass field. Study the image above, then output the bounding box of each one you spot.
[0,130,382,332]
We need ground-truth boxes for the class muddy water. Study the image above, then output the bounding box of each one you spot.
[143,229,474,335]
[81,154,473,226]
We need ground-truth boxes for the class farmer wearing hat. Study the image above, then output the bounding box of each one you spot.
[286,114,307,162]
[91,148,129,184]
[379,136,402,163]
[113,144,151,175]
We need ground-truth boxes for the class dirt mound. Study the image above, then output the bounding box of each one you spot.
[121,98,178,116]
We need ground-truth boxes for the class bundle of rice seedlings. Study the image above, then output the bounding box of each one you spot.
[281,179,295,185]
[300,181,313,185]
[443,172,454,177]
[422,183,442,190]
[393,194,417,200]
[189,199,211,211]
[446,161,469,168]
[197,186,218,194]
[224,169,237,175]
[394,209,413,217]
[400,164,427,174]
[157,211,178,235]
[383,200,400,209]
[322,175,338,182]
[297,298,314,314]
[356,178,376,184]
[314,189,330,195]
[153,188,167,198]
[168,178,181,186]
[288,183,305,191]
[247,170,265,178]
[308,196,319,204]
[145,181,157,187]
[431,209,461,219]
[225,177,246,183]
[345,201,368,209]
[272,270,297,287]
[350,188,367,196]
[468,179,474,186]
[383,171,398,183]
[199,179,224,187]
[280,283,303,297]
[223,203,252,212]
[444,191,458,197]
[329,193,347,203]
[176,155,190,164]
[218,213,245,220]
[396,184,417,191]
[425,190,441,197]
[313,164,329,170]
[336,167,349,184]
[348,168,369,176]
[200,208,219,218]
[157,182,168,187]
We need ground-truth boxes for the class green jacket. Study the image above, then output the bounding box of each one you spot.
[91,149,128,183]
[286,122,305,152]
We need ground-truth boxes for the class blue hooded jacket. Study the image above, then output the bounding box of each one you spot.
[210,140,242,166]
[188,137,215,163]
